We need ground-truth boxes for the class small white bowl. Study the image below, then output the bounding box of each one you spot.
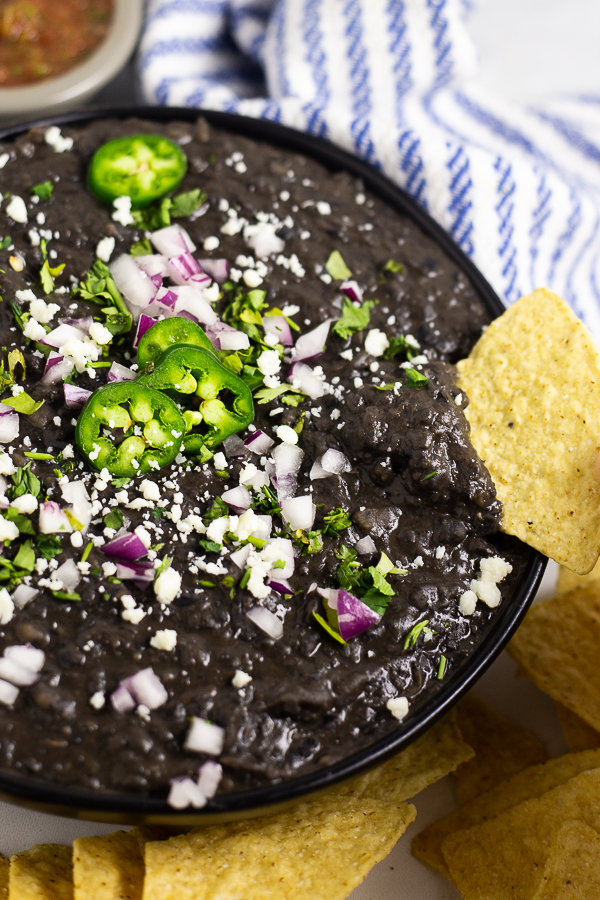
[0,0,144,121]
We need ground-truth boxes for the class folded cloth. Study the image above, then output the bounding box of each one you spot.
[140,0,600,337]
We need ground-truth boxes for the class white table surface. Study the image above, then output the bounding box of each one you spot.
[1,4,598,896]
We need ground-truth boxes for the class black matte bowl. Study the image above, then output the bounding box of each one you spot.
[0,108,546,824]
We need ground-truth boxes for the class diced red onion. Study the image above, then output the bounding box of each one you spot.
[123,667,168,710]
[265,537,295,578]
[0,403,14,417]
[150,224,196,257]
[58,316,93,333]
[115,561,155,583]
[268,578,292,595]
[168,777,207,810]
[336,589,381,641]
[43,322,87,349]
[271,472,297,502]
[173,285,217,325]
[0,657,40,687]
[272,442,303,477]
[246,606,284,640]
[263,315,293,346]
[155,286,178,311]
[134,254,169,279]
[54,559,81,593]
[356,535,377,555]
[281,496,316,531]
[11,585,39,609]
[106,362,136,383]
[244,430,274,455]
[340,280,363,304]
[64,384,92,409]
[230,544,252,570]
[221,486,251,514]
[0,680,18,706]
[42,351,73,385]
[222,435,248,458]
[287,362,326,399]
[292,319,332,362]
[4,644,45,672]
[197,761,222,799]
[184,717,225,755]
[110,254,157,310]
[134,315,158,348]
[217,329,249,352]
[102,532,148,561]
[0,412,18,443]
[168,252,206,286]
[198,258,229,283]
[60,480,92,531]
[110,683,136,713]
[39,501,72,534]
[321,449,351,475]
[309,460,330,480]
[243,468,270,491]
[253,515,273,540]
[318,587,339,608]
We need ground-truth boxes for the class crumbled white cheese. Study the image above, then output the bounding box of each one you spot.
[61,336,102,373]
[458,590,477,616]
[45,126,73,153]
[89,322,113,346]
[15,289,36,303]
[150,629,178,651]
[243,269,263,288]
[112,195,134,226]
[70,531,84,548]
[154,567,182,604]
[244,221,284,258]
[11,493,38,515]
[364,328,390,357]
[206,516,231,545]
[470,556,513,609]
[257,349,281,376]
[22,318,46,342]
[0,453,16,476]
[0,588,14,625]
[6,195,27,224]
[435,546,446,560]
[316,201,332,215]
[122,607,146,624]
[89,691,105,710]
[96,236,115,263]
[203,282,219,303]
[232,670,252,689]
[386,696,409,721]
[212,452,227,470]
[30,298,60,324]
[0,515,19,542]
[0,153,9,169]
[276,425,298,445]
[134,525,152,548]
[203,236,220,251]
[102,561,117,577]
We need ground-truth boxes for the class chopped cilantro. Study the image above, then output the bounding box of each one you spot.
[254,384,304,406]
[332,297,377,341]
[131,189,207,231]
[325,250,352,281]
[24,451,54,460]
[252,486,281,518]
[155,556,173,578]
[8,348,25,380]
[437,655,447,679]
[40,259,65,295]
[323,507,352,536]
[405,368,428,386]
[76,260,132,336]
[52,590,81,602]
[239,569,251,590]
[293,412,305,434]
[10,464,41,500]
[382,259,404,275]
[4,509,35,535]
[199,539,222,554]
[333,547,401,617]
[203,496,229,523]
[199,579,217,589]
[170,188,206,218]
[383,335,417,361]
[111,477,131,489]
[81,542,93,563]
[31,181,53,201]
[35,534,62,559]
[152,508,165,520]
[403,619,430,650]
[312,611,347,644]
[0,237,11,251]
[13,540,35,572]
[9,301,24,332]
[421,470,438,481]
[129,238,153,257]
[375,382,396,392]
[222,288,267,342]
[295,529,323,555]
[2,392,43,415]
[103,509,123,530]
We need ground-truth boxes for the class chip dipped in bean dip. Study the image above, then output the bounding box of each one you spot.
[0,118,529,807]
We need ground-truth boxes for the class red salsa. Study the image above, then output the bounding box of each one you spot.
[0,0,113,87]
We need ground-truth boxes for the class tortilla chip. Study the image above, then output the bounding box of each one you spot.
[0,855,8,900]
[73,831,143,900]
[143,794,416,900]
[557,558,600,594]
[9,844,73,900]
[442,767,600,900]
[556,702,600,752]
[532,819,600,900]
[509,584,600,732]
[131,827,186,852]
[456,288,600,574]
[412,748,600,878]
[453,693,546,804]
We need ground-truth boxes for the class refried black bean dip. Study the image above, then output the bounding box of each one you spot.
[0,117,529,806]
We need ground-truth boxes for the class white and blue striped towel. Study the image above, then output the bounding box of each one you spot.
[140,0,600,337]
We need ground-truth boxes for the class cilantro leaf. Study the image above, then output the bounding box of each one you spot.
[325,250,352,281]
[10,464,41,500]
[35,534,62,560]
[382,259,404,275]
[170,189,206,218]
[103,510,123,530]
[4,508,35,535]
[0,237,12,251]
[31,181,53,201]
[332,298,377,341]
[199,539,222,554]
[312,611,347,644]
[76,260,132,336]
[383,335,418,361]
[40,260,65,295]
[13,540,35,572]
[2,392,43,415]
[129,238,153,257]
[323,507,352,535]
[203,496,229,523]
[405,368,428,386]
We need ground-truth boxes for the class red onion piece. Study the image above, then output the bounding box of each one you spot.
[0,680,19,706]
[155,286,178,311]
[246,606,283,640]
[221,485,251,514]
[64,384,92,409]
[173,285,217,325]
[356,535,377,555]
[198,258,229,283]
[184,717,225,755]
[267,578,292,595]
[0,403,15,417]
[167,252,203,285]
[272,442,303,476]
[292,319,332,362]
[110,254,158,312]
[0,412,19,443]
[336,589,381,641]
[150,224,196,257]
[58,316,93,332]
[110,683,136,713]
[54,559,81,593]
[4,644,45,673]
[123,667,168,710]
[197,761,223,799]
[168,777,207,810]
[115,561,155,583]
[340,280,363,304]
[243,430,274,455]
[217,329,250,352]
[134,315,158,348]
[321,449,351,475]
[287,362,325,399]
[271,472,297,502]
[229,544,252,570]
[11,584,39,609]
[43,322,88,349]
[42,352,73,385]
[263,315,293,346]
[102,532,148,561]
[0,657,39,687]
[134,253,169,279]
[38,501,72,534]
[281,496,316,531]
[222,435,249,458]
[106,362,136,383]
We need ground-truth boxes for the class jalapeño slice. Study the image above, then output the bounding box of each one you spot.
[75,382,186,478]
[137,317,217,371]
[88,135,187,209]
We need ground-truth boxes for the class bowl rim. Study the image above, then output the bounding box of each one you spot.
[0,106,547,824]
[0,0,144,113]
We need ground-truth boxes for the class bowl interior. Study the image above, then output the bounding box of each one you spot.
[0,107,546,824]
